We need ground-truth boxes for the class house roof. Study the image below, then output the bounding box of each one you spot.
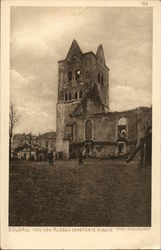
[38,131,56,139]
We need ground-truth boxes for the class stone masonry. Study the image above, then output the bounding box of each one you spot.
[56,40,152,159]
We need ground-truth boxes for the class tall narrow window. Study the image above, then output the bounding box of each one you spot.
[101,75,104,86]
[117,118,127,155]
[46,141,48,148]
[68,71,72,82]
[118,118,127,140]
[69,92,72,100]
[79,91,83,99]
[65,93,68,101]
[98,73,100,83]
[75,69,81,82]
[85,120,93,140]
[75,92,78,99]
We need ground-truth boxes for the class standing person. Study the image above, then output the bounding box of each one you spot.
[48,151,53,166]
[78,148,83,166]
[51,151,54,166]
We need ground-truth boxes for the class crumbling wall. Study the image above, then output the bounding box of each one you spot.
[94,116,116,142]
[137,107,152,144]
[72,108,152,158]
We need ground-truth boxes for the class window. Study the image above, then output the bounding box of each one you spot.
[101,75,104,86]
[65,93,68,101]
[46,141,48,148]
[98,73,100,83]
[75,92,78,99]
[85,120,93,140]
[68,71,72,82]
[79,91,83,99]
[75,69,81,82]
[118,118,127,140]
[69,92,72,100]
[118,117,127,126]
[117,118,127,155]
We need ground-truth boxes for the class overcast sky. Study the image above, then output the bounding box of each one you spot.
[10,7,152,134]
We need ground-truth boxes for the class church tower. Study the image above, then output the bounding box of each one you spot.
[56,39,109,158]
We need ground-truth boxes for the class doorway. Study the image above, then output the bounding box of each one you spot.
[117,141,126,155]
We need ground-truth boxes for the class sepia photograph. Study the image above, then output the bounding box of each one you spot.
[1,0,161,249]
[8,6,153,228]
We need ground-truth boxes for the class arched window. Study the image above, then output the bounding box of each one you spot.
[75,69,81,82]
[69,92,72,100]
[118,118,127,126]
[75,91,78,99]
[68,71,72,82]
[101,75,104,86]
[85,119,93,140]
[98,73,100,83]
[117,118,127,155]
[65,93,68,101]
[79,91,83,99]
[118,118,127,140]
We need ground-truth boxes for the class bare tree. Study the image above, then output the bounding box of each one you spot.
[9,102,20,160]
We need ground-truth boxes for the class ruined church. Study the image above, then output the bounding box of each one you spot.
[56,40,152,159]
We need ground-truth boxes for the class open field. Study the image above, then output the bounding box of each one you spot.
[9,159,151,226]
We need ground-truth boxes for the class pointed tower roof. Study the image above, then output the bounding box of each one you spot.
[65,39,82,61]
[96,44,106,65]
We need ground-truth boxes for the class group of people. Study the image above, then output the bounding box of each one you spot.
[48,147,85,166]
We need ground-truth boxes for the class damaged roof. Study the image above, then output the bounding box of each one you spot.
[70,83,108,117]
